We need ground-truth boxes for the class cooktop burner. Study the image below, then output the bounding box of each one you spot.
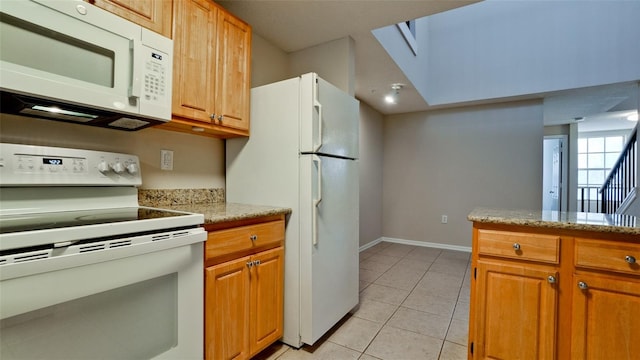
[0,207,191,234]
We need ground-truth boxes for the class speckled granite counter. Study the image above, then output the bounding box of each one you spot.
[138,188,291,225]
[468,207,640,236]
[162,202,291,225]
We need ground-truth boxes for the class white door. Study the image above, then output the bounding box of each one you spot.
[299,154,359,345]
[543,137,565,211]
[299,73,359,158]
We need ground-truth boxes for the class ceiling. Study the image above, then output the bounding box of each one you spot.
[544,82,639,133]
[216,0,639,130]
[216,0,478,115]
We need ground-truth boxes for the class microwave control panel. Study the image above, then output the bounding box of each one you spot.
[0,143,142,186]
[141,47,168,104]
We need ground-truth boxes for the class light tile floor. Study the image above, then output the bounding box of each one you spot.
[254,242,472,360]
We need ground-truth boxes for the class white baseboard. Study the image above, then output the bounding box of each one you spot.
[359,238,383,252]
[381,237,472,253]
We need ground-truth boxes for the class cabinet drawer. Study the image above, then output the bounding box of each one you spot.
[575,238,640,275]
[206,220,284,260]
[477,230,560,264]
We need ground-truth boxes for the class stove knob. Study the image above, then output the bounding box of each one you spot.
[97,161,110,174]
[111,162,126,174]
[126,163,139,175]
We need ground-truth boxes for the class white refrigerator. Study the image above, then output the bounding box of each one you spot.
[226,73,359,348]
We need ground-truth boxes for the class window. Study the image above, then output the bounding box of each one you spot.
[577,132,627,211]
[397,20,417,55]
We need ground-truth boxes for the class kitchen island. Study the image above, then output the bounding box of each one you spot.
[467,208,639,360]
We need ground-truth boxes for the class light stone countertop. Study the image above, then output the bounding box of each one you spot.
[159,202,291,225]
[468,207,640,236]
[137,188,290,225]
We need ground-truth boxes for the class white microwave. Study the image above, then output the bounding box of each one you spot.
[0,0,173,131]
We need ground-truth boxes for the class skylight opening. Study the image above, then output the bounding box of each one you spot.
[397,20,417,55]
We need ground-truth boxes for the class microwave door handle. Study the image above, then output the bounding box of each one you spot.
[129,38,142,99]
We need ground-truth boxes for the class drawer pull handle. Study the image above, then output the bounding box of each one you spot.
[578,281,588,290]
[625,255,636,264]
[513,243,521,251]
[250,235,258,242]
[547,275,556,284]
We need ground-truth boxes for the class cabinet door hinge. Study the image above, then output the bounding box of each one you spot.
[470,341,474,354]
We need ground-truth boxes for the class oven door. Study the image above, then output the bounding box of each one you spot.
[0,228,204,360]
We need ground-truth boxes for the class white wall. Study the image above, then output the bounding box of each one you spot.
[250,33,290,88]
[426,1,640,105]
[359,102,384,247]
[374,0,640,106]
[372,17,430,102]
[382,100,543,247]
[0,114,225,189]
[289,37,356,96]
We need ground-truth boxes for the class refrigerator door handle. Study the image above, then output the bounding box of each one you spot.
[313,84,323,152]
[312,155,322,246]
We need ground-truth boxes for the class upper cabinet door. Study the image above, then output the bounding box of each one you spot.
[215,10,251,132]
[171,0,217,123]
[87,0,173,38]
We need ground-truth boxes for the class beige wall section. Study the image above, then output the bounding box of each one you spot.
[359,102,384,247]
[289,37,356,96]
[250,33,290,88]
[0,114,225,190]
[382,100,544,247]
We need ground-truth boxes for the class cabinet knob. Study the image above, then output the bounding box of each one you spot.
[254,260,261,266]
[625,255,637,264]
[246,261,254,268]
[250,234,258,242]
[578,281,588,290]
[210,113,217,120]
[218,115,224,121]
[513,243,521,251]
[547,275,557,284]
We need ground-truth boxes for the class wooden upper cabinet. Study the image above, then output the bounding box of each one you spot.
[163,0,251,138]
[171,0,217,123]
[86,0,173,38]
[215,10,251,131]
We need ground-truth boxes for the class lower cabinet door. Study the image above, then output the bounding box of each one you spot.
[205,256,251,360]
[571,273,640,360]
[250,246,284,355]
[475,261,558,360]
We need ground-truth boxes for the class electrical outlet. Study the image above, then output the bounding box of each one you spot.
[441,215,448,224]
[161,149,173,170]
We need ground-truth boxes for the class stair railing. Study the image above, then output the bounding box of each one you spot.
[600,126,637,214]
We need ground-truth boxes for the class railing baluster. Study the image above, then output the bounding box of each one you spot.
[598,128,637,214]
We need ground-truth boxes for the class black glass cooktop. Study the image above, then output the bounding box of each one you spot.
[0,207,189,234]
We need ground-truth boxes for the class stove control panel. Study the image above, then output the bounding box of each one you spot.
[0,143,142,186]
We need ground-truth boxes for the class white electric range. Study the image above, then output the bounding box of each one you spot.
[0,143,206,359]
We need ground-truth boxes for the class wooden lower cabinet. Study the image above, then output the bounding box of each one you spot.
[250,247,284,355]
[474,261,558,360]
[205,255,250,360]
[570,273,640,360]
[204,216,285,360]
[469,224,640,360]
